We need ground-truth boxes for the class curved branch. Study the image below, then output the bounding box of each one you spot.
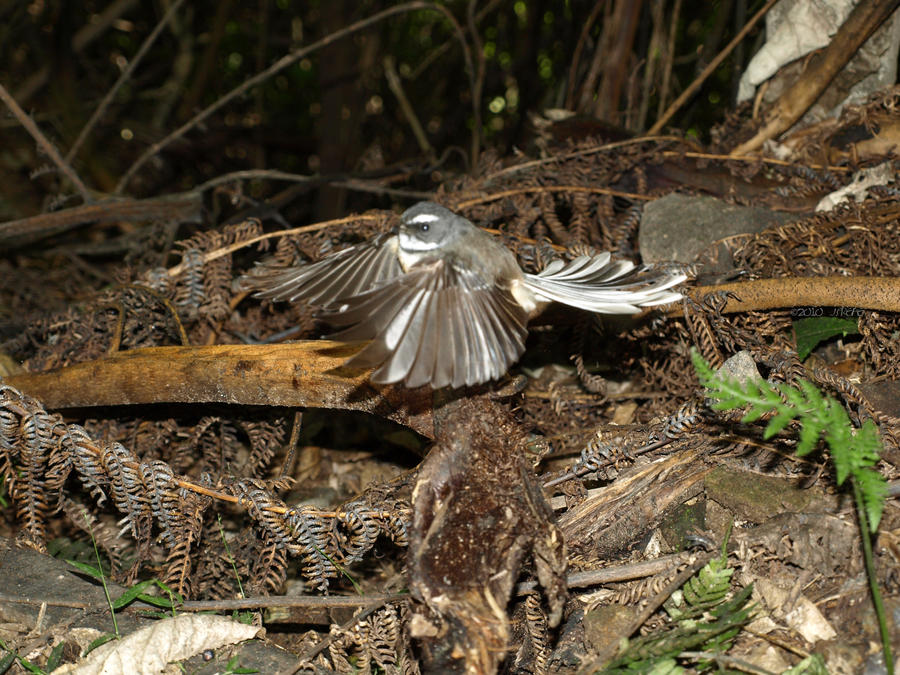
[5,342,435,438]
[681,276,900,314]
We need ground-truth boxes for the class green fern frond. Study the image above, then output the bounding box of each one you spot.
[796,415,823,456]
[690,350,886,531]
[645,659,684,675]
[856,464,888,532]
[691,349,894,675]
[782,654,829,674]
[681,554,733,610]
[603,549,753,673]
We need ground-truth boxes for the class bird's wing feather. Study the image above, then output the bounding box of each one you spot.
[321,259,528,388]
[524,254,686,313]
[241,233,402,306]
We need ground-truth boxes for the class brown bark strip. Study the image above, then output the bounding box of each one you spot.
[0,191,203,247]
[4,342,435,438]
[684,276,900,314]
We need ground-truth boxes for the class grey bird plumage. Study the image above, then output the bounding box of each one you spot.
[243,202,685,389]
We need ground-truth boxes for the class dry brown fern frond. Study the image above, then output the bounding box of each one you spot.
[0,383,412,596]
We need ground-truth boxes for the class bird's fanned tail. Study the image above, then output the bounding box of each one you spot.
[523,254,686,314]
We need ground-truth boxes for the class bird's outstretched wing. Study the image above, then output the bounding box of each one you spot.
[319,259,528,389]
[523,253,685,313]
[241,233,403,306]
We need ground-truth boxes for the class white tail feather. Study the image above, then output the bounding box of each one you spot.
[523,254,685,314]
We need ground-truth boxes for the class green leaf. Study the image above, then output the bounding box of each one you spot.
[764,409,796,438]
[13,656,44,675]
[0,649,17,673]
[646,658,683,675]
[691,349,891,674]
[793,316,859,360]
[826,401,854,484]
[797,379,825,409]
[796,419,822,456]
[45,642,65,671]
[112,580,156,610]
[782,654,829,675]
[690,349,716,385]
[113,579,182,611]
[225,655,259,674]
[85,633,117,655]
[740,405,767,423]
[855,420,883,467]
[857,468,888,532]
[66,559,104,580]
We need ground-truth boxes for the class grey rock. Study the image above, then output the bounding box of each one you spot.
[718,350,762,385]
[640,193,794,264]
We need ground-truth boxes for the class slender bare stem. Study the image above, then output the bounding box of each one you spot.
[67,0,188,164]
[0,82,92,202]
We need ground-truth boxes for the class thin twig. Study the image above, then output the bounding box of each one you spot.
[656,0,682,122]
[195,169,318,192]
[407,0,502,80]
[384,55,435,161]
[466,0,484,166]
[0,82,92,202]
[295,597,395,668]
[195,168,432,199]
[636,1,663,132]
[565,0,608,110]
[165,213,382,277]
[0,593,92,610]
[483,135,685,180]
[0,191,201,247]
[67,0,188,164]
[456,184,654,207]
[543,437,673,490]
[625,554,715,637]
[163,184,645,278]
[647,0,778,135]
[482,138,851,184]
[515,551,699,594]
[329,179,433,199]
[0,552,700,612]
[180,592,405,611]
[116,2,475,194]
[172,475,405,519]
[662,150,851,172]
[279,411,303,479]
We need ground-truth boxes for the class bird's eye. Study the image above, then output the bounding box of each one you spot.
[419,223,430,232]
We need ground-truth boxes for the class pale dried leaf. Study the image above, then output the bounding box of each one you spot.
[55,614,261,675]
[784,597,837,644]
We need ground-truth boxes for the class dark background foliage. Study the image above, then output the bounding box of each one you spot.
[0,0,755,223]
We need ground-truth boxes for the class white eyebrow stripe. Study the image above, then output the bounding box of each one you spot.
[408,214,439,224]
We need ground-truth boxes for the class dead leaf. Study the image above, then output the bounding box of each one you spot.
[54,614,261,675]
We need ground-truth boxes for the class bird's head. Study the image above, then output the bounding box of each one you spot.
[398,201,470,252]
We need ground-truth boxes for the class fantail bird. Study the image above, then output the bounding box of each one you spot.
[242,201,685,389]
